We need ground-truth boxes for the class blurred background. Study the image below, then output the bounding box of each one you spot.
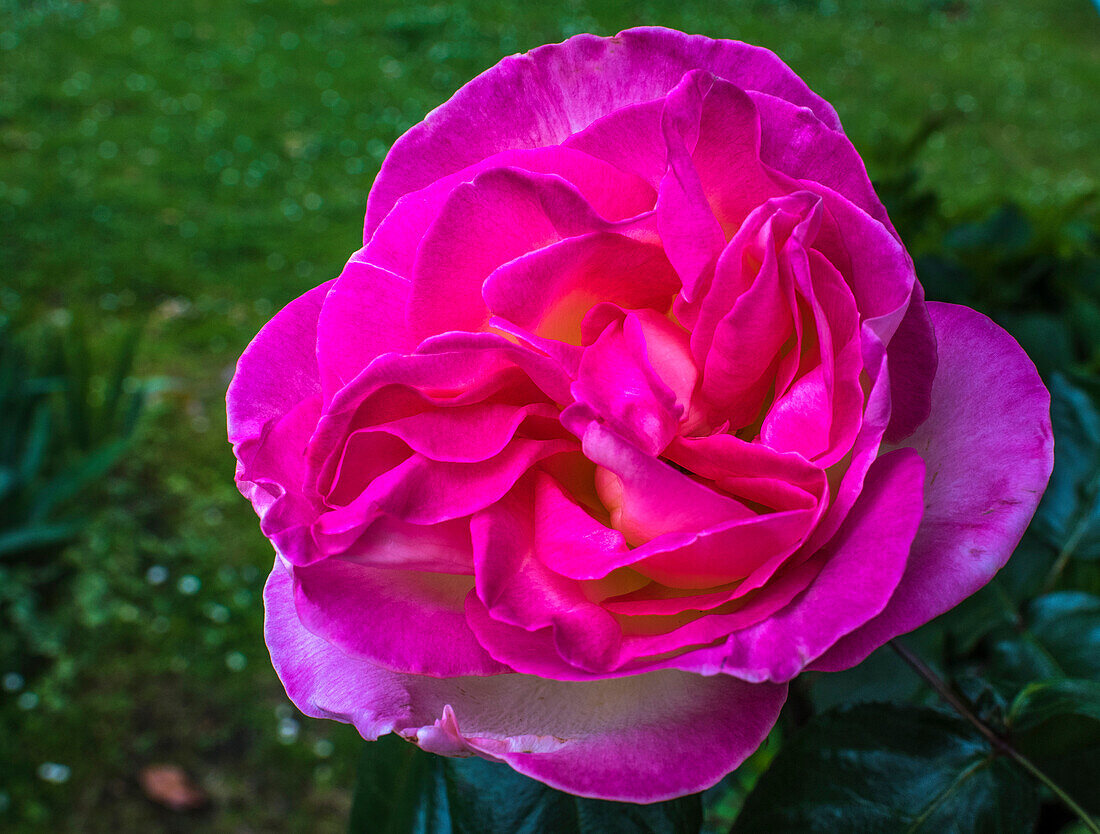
[1,0,1097,830]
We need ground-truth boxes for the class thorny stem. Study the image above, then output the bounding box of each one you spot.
[890,640,1100,834]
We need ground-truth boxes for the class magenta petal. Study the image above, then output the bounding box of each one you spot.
[374,402,558,463]
[406,167,638,340]
[482,233,678,344]
[316,256,413,400]
[229,282,330,551]
[530,473,632,582]
[491,672,786,802]
[564,97,668,187]
[812,303,1053,671]
[366,27,840,238]
[566,313,681,457]
[580,422,753,546]
[472,483,624,672]
[342,516,474,574]
[269,558,784,802]
[228,280,330,454]
[634,507,815,587]
[717,448,925,682]
[294,557,509,677]
[316,437,575,533]
[883,283,937,443]
[750,91,895,238]
[655,71,727,293]
[265,557,425,737]
[687,78,785,235]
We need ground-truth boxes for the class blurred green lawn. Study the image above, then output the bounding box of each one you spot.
[0,0,1097,830]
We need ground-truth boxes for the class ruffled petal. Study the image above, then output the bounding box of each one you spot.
[812,303,1053,671]
[482,232,678,344]
[716,448,925,682]
[293,557,509,677]
[227,280,330,454]
[316,256,412,401]
[406,167,653,340]
[267,559,787,802]
[366,27,841,238]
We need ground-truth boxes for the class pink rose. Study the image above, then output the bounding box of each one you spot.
[228,28,1053,802]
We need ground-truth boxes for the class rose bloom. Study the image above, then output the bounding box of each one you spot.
[228,28,1052,802]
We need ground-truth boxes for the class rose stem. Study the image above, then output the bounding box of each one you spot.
[889,639,1100,833]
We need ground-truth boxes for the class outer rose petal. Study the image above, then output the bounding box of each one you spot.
[365,27,841,239]
[228,282,330,536]
[265,559,788,802]
[712,448,925,682]
[227,280,330,453]
[812,303,1053,671]
[293,558,508,677]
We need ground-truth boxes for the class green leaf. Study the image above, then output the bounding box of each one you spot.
[0,520,84,558]
[30,437,130,521]
[442,755,703,834]
[1034,375,1100,562]
[1007,679,1100,815]
[733,703,1039,834]
[990,592,1100,687]
[17,400,51,484]
[1009,679,1100,734]
[347,736,704,834]
[348,734,450,834]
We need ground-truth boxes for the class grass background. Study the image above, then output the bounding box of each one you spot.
[0,0,1097,830]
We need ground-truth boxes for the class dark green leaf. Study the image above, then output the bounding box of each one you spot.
[1008,679,1100,816]
[805,644,925,713]
[17,401,51,484]
[1034,376,1100,562]
[31,438,130,521]
[1009,679,1100,733]
[443,755,703,834]
[989,592,1100,687]
[348,734,450,834]
[0,520,84,558]
[102,320,144,430]
[348,738,703,834]
[944,204,1033,255]
[733,703,1039,834]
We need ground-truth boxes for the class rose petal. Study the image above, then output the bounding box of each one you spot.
[811,303,1053,671]
[266,559,787,802]
[366,27,841,238]
[713,447,925,682]
[482,232,678,345]
[406,167,653,340]
[580,421,754,547]
[883,282,937,443]
[294,557,509,677]
[750,91,896,239]
[316,255,412,400]
[472,480,624,672]
[227,280,330,454]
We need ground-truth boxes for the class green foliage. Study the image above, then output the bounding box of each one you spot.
[348,735,703,834]
[1034,375,1100,562]
[917,201,1100,379]
[734,704,1040,834]
[0,319,149,672]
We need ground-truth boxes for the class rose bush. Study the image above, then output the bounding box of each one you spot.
[228,27,1053,802]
